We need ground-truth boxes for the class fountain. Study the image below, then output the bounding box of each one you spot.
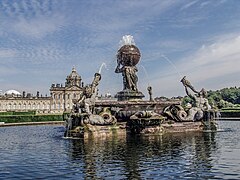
[64,35,218,138]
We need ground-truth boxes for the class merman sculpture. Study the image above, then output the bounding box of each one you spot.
[163,76,212,121]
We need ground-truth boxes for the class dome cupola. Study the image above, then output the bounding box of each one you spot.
[65,67,81,87]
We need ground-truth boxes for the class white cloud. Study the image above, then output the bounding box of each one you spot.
[179,35,240,77]
[0,49,17,58]
[151,33,240,97]
[180,0,199,11]
[12,15,65,39]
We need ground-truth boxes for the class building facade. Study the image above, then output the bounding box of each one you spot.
[50,67,83,113]
[0,67,83,114]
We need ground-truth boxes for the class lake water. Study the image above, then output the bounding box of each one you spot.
[0,121,240,179]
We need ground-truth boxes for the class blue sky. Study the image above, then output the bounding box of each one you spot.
[0,0,240,97]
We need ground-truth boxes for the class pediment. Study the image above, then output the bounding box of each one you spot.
[65,86,82,91]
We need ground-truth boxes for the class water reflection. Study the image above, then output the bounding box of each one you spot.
[68,132,218,179]
[0,123,239,179]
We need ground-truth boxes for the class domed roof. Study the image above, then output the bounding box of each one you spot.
[5,89,21,96]
[65,67,82,87]
[67,67,81,80]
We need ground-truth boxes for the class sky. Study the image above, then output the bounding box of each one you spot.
[0,0,240,98]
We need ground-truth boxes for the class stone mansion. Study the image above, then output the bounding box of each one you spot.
[0,67,84,114]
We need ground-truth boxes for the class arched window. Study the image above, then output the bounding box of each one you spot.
[58,94,61,99]
[68,94,70,99]
[74,93,76,98]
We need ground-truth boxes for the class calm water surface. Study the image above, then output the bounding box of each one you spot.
[0,121,240,179]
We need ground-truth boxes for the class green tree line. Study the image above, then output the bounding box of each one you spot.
[182,86,240,109]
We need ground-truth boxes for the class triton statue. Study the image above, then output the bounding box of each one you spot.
[163,76,211,121]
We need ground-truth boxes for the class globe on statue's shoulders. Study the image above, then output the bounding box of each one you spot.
[117,44,141,66]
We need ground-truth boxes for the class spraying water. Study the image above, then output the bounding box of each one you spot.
[160,54,182,79]
[139,64,150,86]
[98,62,107,74]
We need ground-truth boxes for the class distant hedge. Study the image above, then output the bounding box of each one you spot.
[221,108,240,112]
[0,114,63,123]
[0,111,36,116]
[220,108,240,117]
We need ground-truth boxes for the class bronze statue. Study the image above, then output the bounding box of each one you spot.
[147,86,153,101]
[115,59,138,91]
[115,37,141,92]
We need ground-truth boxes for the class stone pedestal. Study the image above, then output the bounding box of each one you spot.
[116,90,144,101]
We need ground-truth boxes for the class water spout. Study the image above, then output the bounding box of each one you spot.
[98,62,107,74]
[140,65,150,86]
[119,35,135,47]
[160,54,182,79]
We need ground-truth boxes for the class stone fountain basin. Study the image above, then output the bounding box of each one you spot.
[95,100,179,121]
